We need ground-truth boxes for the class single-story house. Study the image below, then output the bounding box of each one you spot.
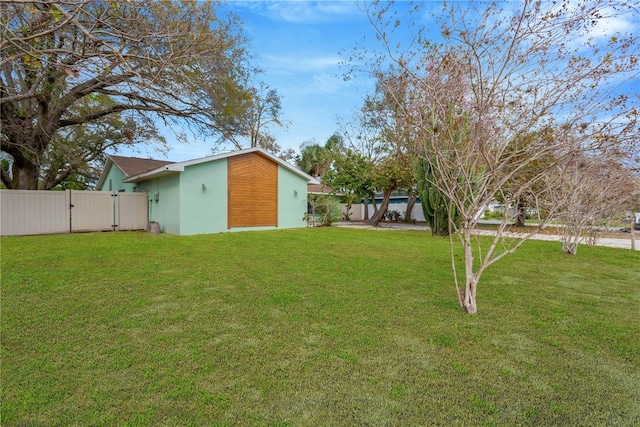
[97,147,317,235]
[307,183,335,197]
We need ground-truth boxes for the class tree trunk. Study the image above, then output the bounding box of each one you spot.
[561,225,580,255]
[344,202,352,221]
[368,188,392,227]
[11,158,40,190]
[458,227,478,314]
[515,199,526,227]
[370,192,378,214]
[405,190,417,222]
[630,219,636,251]
[363,195,370,220]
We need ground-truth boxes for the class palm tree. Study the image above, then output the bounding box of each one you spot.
[297,140,329,178]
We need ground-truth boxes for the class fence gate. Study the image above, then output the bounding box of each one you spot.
[116,192,149,231]
[70,191,116,232]
[70,191,148,232]
[0,189,148,236]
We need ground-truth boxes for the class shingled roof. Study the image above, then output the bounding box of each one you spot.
[307,183,344,196]
[96,155,174,190]
[109,155,174,177]
[308,183,334,195]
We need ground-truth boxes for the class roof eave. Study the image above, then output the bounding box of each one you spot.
[123,164,184,183]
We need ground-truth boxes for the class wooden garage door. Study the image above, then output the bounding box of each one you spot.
[228,153,278,228]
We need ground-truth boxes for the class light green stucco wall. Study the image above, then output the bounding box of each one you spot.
[278,166,308,229]
[136,174,180,234]
[159,175,181,234]
[178,159,228,235]
[101,164,136,192]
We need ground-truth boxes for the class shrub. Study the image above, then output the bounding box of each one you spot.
[384,210,403,222]
[307,195,341,226]
[483,210,504,220]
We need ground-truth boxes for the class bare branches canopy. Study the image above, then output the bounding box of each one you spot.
[352,0,639,313]
[1,0,254,189]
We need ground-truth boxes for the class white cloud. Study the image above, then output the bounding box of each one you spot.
[265,1,360,24]
[310,72,344,94]
[227,1,361,24]
[548,1,639,49]
[589,14,636,38]
[262,53,342,72]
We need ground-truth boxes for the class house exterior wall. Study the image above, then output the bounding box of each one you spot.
[136,175,181,234]
[126,154,310,236]
[278,166,308,229]
[101,164,136,192]
[136,178,159,222]
[157,175,181,234]
[178,159,228,235]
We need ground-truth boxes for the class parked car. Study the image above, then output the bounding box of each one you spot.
[620,223,640,233]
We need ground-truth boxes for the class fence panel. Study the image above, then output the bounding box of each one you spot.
[0,190,70,236]
[117,192,148,230]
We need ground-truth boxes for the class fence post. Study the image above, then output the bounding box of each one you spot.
[112,191,118,231]
[68,190,73,233]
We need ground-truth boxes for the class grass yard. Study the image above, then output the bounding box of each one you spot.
[2,228,639,426]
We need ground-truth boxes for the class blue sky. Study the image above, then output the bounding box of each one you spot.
[164,1,412,162]
[139,1,638,163]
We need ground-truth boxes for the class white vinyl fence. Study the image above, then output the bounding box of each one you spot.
[342,202,509,223]
[0,190,70,236]
[1,190,148,236]
[341,202,426,222]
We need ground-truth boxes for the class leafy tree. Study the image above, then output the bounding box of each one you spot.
[494,128,558,227]
[368,152,414,226]
[353,0,639,314]
[323,145,374,221]
[343,74,416,227]
[1,0,253,189]
[324,133,346,152]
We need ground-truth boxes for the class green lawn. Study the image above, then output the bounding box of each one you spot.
[2,228,639,426]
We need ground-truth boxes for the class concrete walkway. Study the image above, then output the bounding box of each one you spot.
[333,222,639,251]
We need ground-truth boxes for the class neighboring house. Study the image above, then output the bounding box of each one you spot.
[307,183,335,197]
[96,147,317,235]
[369,190,419,206]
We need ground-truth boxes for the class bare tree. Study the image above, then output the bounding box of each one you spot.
[1,0,254,189]
[548,153,640,254]
[217,82,290,155]
[353,0,639,313]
